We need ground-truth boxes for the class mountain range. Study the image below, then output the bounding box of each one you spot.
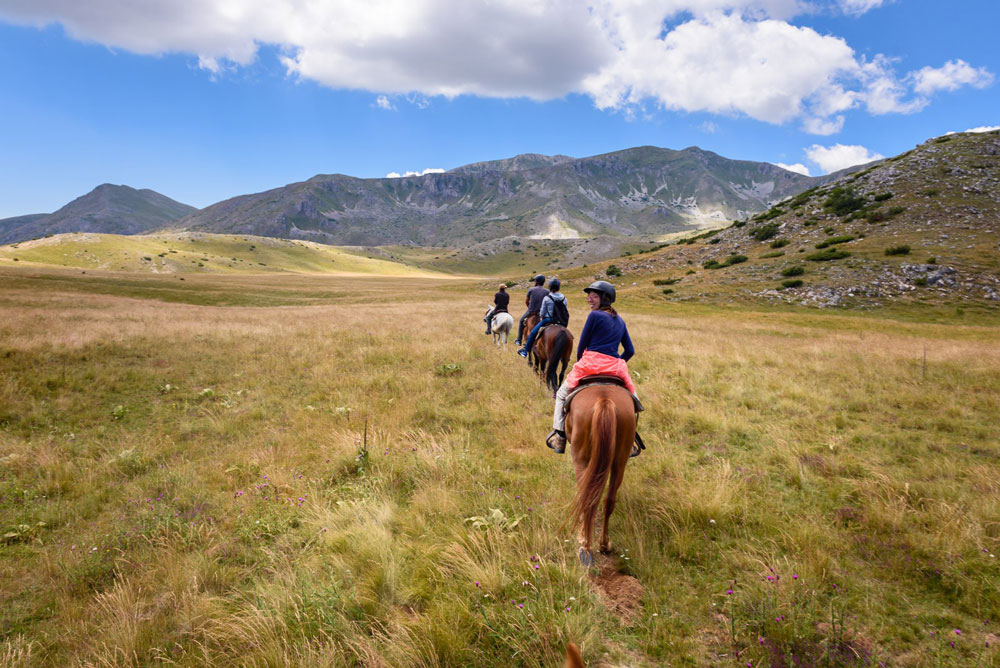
[0,146,851,247]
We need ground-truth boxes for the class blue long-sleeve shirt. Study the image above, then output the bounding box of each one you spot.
[576,310,634,361]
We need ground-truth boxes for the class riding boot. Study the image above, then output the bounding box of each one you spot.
[548,380,570,452]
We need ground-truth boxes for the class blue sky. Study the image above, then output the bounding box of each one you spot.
[0,0,997,219]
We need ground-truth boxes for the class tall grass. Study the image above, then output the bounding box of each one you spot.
[0,268,998,665]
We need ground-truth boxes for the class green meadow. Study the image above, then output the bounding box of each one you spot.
[1,266,998,666]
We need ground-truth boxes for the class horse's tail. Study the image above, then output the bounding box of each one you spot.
[546,329,570,392]
[569,395,616,552]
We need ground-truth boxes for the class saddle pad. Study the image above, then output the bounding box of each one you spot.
[563,382,643,415]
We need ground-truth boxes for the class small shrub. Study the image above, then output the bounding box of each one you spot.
[653,278,680,286]
[887,206,905,216]
[781,279,804,289]
[703,259,720,269]
[661,288,674,295]
[823,226,836,235]
[606,265,622,277]
[723,254,748,266]
[708,237,721,245]
[815,235,856,249]
[781,266,804,277]
[731,220,747,228]
[926,257,937,265]
[752,223,780,241]
[755,207,785,222]
[770,239,789,249]
[686,269,696,275]
[864,210,886,223]
[823,187,866,216]
[504,280,517,287]
[873,192,894,201]
[922,189,939,197]
[803,219,817,227]
[806,249,850,262]
[884,245,911,256]
[913,277,928,286]
[760,251,785,258]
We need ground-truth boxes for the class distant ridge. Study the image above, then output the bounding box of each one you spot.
[0,184,196,245]
[178,145,828,246]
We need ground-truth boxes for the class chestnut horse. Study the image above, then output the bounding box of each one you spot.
[565,383,636,565]
[532,325,573,393]
[522,312,539,362]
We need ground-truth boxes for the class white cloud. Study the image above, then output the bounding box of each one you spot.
[966,125,999,133]
[912,60,994,96]
[802,115,844,135]
[836,0,887,16]
[0,1,990,134]
[805,143,883,174]
[700,120,718,133]
[774,162,811,176]
[385,168,445,178]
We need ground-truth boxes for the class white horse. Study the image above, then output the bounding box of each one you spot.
[486,308,514,349]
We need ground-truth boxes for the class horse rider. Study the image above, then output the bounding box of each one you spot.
[514,274,549,346]
[517,278,567,357]
[546,280,645,457]
[484,283,511,335]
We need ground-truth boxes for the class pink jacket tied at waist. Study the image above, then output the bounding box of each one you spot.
[565,350,637,395]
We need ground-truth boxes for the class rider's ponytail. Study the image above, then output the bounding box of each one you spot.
[598,293,618,317]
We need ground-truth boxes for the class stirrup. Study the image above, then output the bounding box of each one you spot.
[630,432,646,458]
[546,430,566,454]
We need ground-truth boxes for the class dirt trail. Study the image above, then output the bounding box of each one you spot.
[589,553,643,625]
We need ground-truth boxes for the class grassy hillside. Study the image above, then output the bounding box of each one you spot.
[0,232,443,278]
[1,270,998,666]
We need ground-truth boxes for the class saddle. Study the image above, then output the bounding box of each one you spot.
[563,375,644,415]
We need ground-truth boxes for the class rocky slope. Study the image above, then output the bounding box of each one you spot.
[177,146,829,246]
[597,130,1000,308]
[0,184,196,245]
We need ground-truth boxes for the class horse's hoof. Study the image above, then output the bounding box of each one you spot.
[578,549,594,567]
[599,545,612,555]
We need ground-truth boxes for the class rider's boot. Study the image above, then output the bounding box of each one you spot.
[546,429,566,454]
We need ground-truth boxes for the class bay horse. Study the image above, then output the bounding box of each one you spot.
[532,325,573,393]
[565,383,636,565]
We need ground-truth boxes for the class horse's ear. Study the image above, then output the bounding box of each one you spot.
[564,642,584,668]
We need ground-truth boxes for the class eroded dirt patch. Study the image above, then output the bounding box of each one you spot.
[588,553,643,625]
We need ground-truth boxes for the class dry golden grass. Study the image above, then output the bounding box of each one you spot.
[0,267,998,666]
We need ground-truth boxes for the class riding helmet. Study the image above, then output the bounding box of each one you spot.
[534,274,546,284]
[583,280,616,303]
[548,278,561,291]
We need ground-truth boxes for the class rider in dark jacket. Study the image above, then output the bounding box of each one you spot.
[518,278,566,357]
[515,274,548,345]
[484,284,511,334]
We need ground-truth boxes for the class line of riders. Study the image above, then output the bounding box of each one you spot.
[484,274,646,458]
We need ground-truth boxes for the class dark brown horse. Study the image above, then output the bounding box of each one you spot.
[565,384,636,565]
[532,325,573,393]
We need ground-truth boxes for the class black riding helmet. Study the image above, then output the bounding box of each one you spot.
[583,280,616,303]
[533,274,546,285]
[548,278,561,291]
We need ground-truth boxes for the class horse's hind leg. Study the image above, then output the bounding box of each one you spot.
[600,461,627,554]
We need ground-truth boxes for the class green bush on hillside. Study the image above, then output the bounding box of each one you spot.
[822,187,866,216]
[781,266,804,277]
[806,249,850,262]
[606,265,622,277]
[781,279,804,289]
[752,223,780,241]
[770,239,790,249]
[815,235,856,249]
[885,245,911,256]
